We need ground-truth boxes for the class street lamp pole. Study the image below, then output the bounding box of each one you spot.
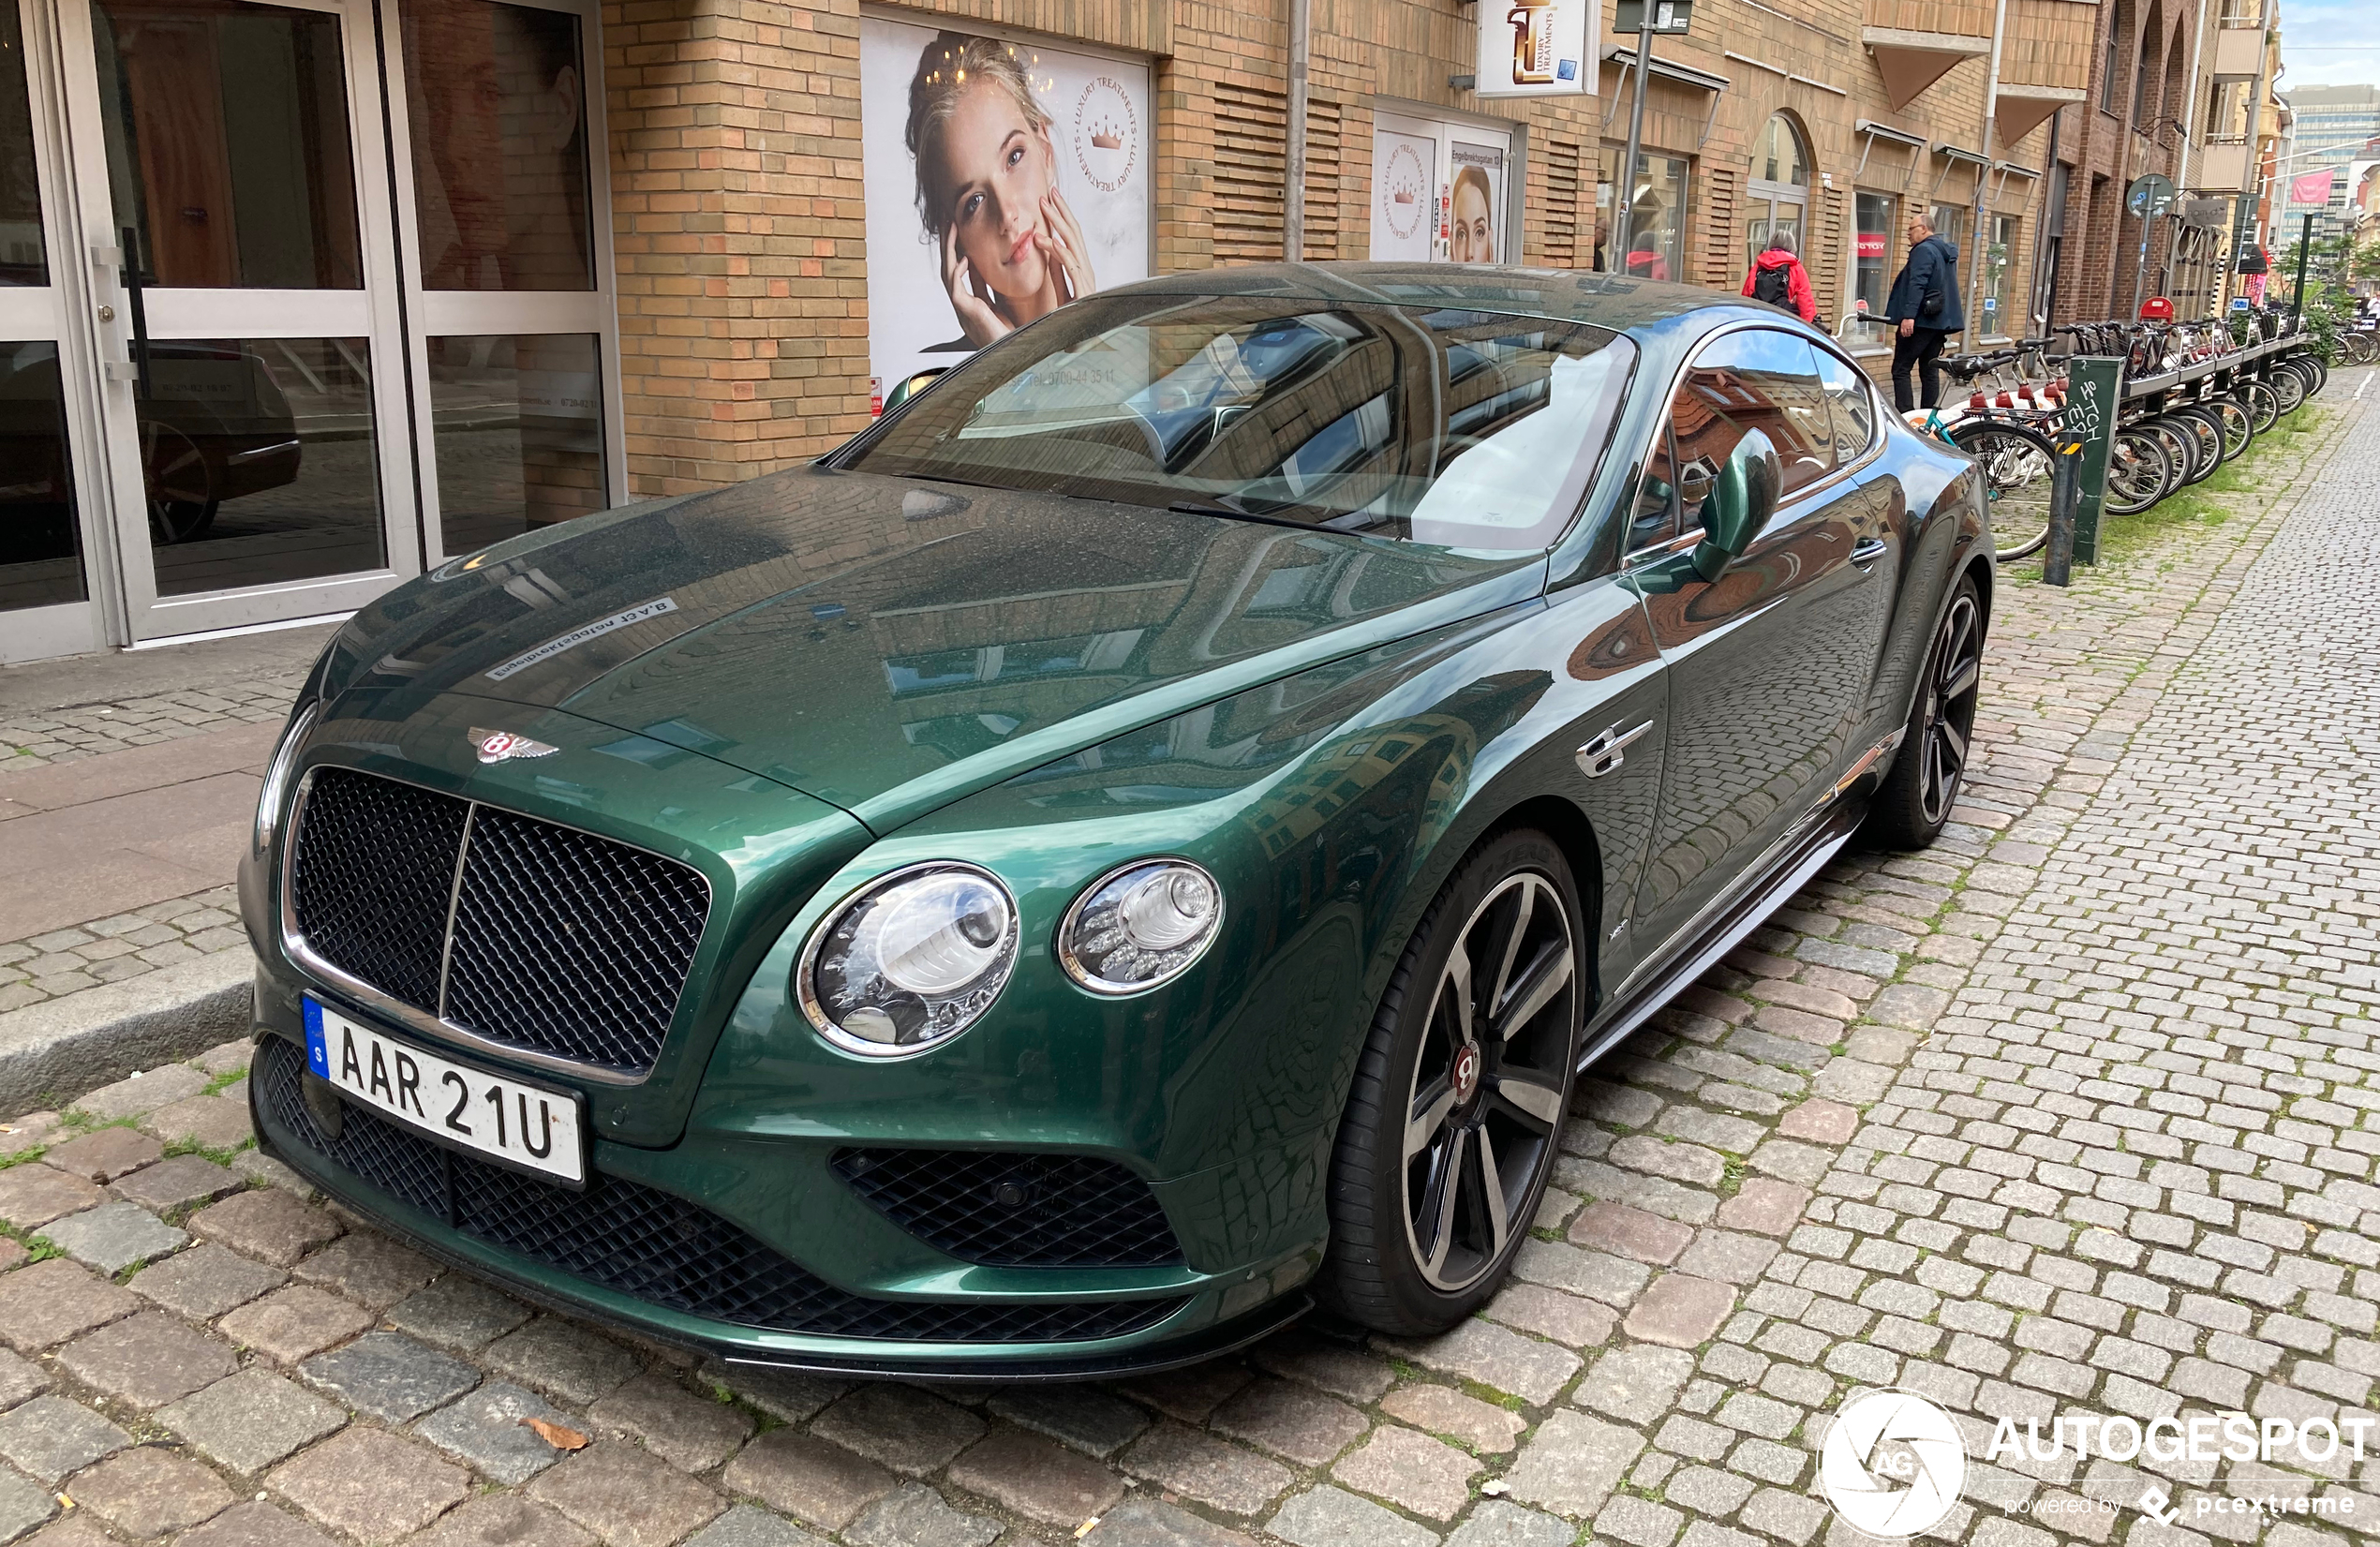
[1611,5,1657,269]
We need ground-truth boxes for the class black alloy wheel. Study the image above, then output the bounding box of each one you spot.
[142,419,217,544]
[1320,828,1583,1335]
[1864,574,1985,852]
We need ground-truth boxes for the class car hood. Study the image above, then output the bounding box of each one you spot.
[326,467,1545,831]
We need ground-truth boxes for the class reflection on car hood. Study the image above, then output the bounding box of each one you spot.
[325,467,1542,829]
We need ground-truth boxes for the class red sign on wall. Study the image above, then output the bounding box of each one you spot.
[1856,232,1885,259]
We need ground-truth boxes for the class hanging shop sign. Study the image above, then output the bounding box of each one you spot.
[1476,0,1594,97]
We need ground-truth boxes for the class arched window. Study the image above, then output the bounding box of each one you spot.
[2101,0,2127,110]
[2133,5,2160,127]
[1747,115,1811,273]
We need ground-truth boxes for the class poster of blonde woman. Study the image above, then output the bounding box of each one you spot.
[860,20,1151,400]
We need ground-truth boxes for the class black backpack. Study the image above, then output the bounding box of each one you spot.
[1752,263,1792,307]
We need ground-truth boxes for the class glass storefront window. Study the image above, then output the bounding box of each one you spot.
[144,337,385,596]
[1,343,86,611]
[1746,116,1809,282]
[429,332,606,557]
[403,0,594,291]
[3,2,46,287]
[1849,192,1894,349]
[1929,203,1969,259]
[1599,152,1688,283]
[1980,215,2017,336]
[88,0,364,289]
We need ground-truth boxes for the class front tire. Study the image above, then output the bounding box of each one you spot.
[1317,829,1584,1336]
[1863,573,1984,852]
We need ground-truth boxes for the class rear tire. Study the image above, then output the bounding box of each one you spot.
[1317,828,1584,1337]
[1863,573,1984,853]
[2239,380,2280,436]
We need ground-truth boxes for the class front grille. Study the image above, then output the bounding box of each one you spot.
[835,1149,1186,1268]
[257,1039,1183,1345]
[290,768,709,1075]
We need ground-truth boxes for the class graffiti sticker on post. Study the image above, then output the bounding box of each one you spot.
[2063,356,2124,565]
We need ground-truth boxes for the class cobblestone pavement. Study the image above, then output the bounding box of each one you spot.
[0,394,2370,1547]
[0,889,248,1017]
[0,685,300,773]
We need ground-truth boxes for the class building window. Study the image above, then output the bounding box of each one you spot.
[2208,78,2254,143]
[2133,28,2157,129]
[1745,115,1811,272]
[1850,192,1895,349]
[1929,202,1969,258]
[2102,3,2126,113]
[2217,0,2260,25]
[1980,215,2018,335]
[1600,151,1689,282]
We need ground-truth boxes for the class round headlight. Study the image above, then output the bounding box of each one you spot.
[1058,860,1224,995]
[798,863,1019,1055]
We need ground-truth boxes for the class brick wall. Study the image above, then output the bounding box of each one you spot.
[597,0,2093,486]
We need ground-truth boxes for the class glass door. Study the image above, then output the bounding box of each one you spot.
[1371,112,1512,265]
[383,0,623,567]
[2,0,110,662]
[56,0,418,639]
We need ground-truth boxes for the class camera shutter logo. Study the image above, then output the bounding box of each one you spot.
[1819,1390,1967,1538]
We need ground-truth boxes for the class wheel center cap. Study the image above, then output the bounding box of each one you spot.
[1452,1044,1481,1105]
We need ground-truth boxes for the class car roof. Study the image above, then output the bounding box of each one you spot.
[1121,261,1759,339]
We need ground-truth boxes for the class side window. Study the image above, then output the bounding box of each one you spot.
[1812,345,1878,461]
[1628,422,1682,552]
[1671,331,1837,517]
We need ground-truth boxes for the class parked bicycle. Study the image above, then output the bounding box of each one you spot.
[1900,310,2325,564]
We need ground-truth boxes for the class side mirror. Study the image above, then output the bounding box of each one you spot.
[883,368,947,415]
[1691,427,1781,582]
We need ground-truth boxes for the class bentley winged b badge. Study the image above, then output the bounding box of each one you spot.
[470,728,558,764]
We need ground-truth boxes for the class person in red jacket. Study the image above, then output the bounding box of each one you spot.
[1742,231,1818,323]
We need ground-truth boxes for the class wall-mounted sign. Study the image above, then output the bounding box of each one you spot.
[1477,0,1594,97]
[1614,0,1691,35]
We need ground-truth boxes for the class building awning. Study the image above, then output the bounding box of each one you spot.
[1993,85,2087,146]
[1929,142,1987,201]
[1852,120,1929,188]
[1602,47,1730,94]
[1861,26,1989,112]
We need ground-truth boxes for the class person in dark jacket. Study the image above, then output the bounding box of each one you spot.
[1742,231,1819,323]
[1885,215,1965,412]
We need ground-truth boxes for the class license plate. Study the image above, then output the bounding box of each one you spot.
[303,998,587,1185]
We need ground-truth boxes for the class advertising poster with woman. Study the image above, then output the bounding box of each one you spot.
[860,20,1151,402]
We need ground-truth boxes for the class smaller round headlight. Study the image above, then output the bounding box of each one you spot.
[1058,860,1224,995]
[798,863,1019,1055]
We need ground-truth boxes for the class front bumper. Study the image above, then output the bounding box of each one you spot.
[247,1013,1314,1379]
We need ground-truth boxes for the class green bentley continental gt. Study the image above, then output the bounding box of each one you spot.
[240,264,1991,1378]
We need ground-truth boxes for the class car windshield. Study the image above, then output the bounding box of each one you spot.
[839,293,1638,554]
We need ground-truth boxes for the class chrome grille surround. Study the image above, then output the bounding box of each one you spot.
[281,766,713,1083]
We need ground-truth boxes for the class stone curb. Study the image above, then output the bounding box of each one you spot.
[0,947,253,1117]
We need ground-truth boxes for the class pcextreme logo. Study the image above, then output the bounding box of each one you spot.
[1818,1389,1968,1539]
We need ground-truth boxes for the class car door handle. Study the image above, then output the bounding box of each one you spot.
[1851,537,1889,567]
[1576,720,1653,779]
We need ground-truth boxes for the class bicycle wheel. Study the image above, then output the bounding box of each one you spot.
[2271,364,2307,414]
[2205,398,2252,459]
[1946,419,2056,562]
[2239,380,2280,435]
[2147,417,2199,485]
[2168,408,2227,482]
[2106,428,2173,515]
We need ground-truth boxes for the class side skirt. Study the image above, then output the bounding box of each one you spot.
[1576,794,1868,1073]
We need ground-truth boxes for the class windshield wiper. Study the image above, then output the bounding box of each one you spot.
[1167,500,1319,533]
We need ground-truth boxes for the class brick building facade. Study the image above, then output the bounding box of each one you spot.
[0,0,2099,664]
[592,0,2101,503]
